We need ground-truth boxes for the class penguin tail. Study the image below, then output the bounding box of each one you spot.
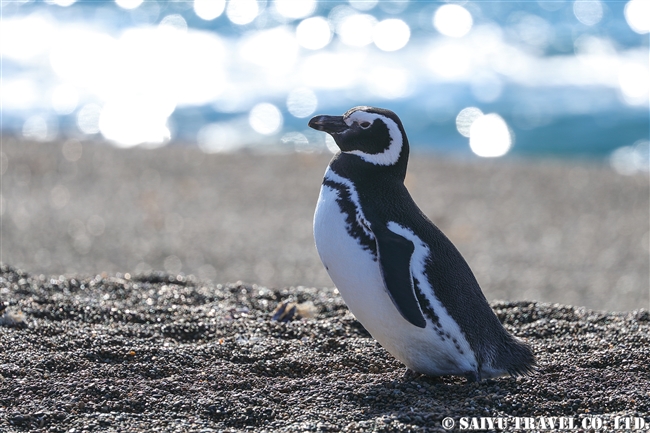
[488,336,537,379]
[505,338,537,377]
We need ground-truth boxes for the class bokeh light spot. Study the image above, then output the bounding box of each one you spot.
[194,0,226,21]
[164,255,182,275]
[287,88,318,118]
[197,123,245,153]
[456,107,484,138]
[328,4,357,31]
[574,34,616,58]
[51,84,79,115]
[249,103,283,135]
[510,13,552,50]
[469,113,512,158]
[349,0,377,11]
[624,0,650,34]
[47,0,77,6]
[379,0,408,14]
[274,0,316,19]
[281,131,316,153]
[618,62,650,105]
[537,0,566,11]
[610,140,650,175]
[433,4,473,38]
[77,103,102,135]
[325,135,338,153]
[373,19,410,51]
[573,0,603,26]
[62,139,83,162]
[115,0,143,10]
[159,14,188,32]
[296,16,332,50]
[338,14,377,47]
[23,116,49,141]
[227,0,259,25]
[50,185,70,209]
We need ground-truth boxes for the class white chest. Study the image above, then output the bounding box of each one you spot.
[313,182,387,318]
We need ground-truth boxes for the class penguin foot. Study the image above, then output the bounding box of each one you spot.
[402,368,421,380]
[463,371,481,383]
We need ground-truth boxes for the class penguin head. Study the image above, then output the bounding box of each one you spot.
[308,106,409,168]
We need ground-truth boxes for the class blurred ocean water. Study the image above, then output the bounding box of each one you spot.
[1,0,648,172]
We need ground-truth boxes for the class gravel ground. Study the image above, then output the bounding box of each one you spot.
[1,264,649,432]
[2,139,648,311]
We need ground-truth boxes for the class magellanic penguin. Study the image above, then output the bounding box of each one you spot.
[309,106,535,381]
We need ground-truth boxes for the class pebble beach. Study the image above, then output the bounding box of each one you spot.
[1,139,649,431]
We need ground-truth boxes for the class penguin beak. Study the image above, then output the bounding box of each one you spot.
[308,115,348,134]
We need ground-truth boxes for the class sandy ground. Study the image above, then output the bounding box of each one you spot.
[1,139,649,431]
[1,139,648,311]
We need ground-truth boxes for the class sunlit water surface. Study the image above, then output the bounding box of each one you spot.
[2,0,649,174]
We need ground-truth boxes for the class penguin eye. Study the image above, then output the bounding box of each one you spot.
[359,121,371,129]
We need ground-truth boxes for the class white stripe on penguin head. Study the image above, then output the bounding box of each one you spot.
[343,110,404,166]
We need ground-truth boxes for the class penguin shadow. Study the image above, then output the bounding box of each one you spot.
[350,366,524,423]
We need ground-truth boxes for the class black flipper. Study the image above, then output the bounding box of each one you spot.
[374,226,427,328]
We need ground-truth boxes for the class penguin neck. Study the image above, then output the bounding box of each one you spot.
[329,148,409,186]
